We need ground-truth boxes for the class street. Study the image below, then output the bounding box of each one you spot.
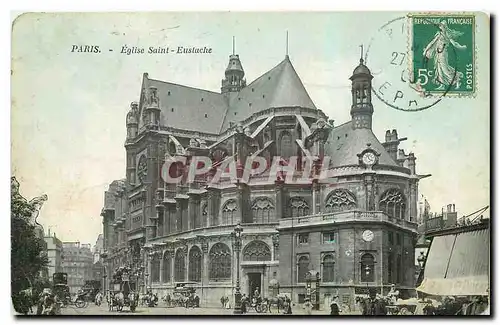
[59,303,362,316]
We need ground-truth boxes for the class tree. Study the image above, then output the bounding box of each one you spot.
[11,176,49,314]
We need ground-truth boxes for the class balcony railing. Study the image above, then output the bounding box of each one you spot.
[279,210,418,232]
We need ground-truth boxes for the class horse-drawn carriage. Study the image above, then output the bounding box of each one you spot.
[107,267,139,312]
[171,283,200,308]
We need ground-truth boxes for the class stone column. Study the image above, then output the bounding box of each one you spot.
[187,195,194,230]
[175,200,182,232]
[363,174,375,211]
[409,181,417,222]
[207,190,213,227]
[275,180,284,219]
[236,183,244,224]
[312,180,320,214]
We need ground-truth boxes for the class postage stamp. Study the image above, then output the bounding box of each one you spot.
[409,14,476,96]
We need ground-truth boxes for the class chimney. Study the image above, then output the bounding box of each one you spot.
[391,129,398,141]
[406,152,416,175]
[385,130,391,142]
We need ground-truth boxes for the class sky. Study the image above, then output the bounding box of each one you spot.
[11,12,490,245]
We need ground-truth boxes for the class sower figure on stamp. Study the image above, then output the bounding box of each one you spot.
[423,20,467,90]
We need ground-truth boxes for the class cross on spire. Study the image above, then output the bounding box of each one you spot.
[359,44,364,63]
[232,36,235,55]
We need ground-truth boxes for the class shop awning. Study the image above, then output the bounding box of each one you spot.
[417,276,489,296]
[418,228,489,296]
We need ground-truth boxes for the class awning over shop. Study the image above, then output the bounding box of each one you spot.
[417,276,488,296]
[417,228,489,296]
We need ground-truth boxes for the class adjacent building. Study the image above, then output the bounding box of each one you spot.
[44,230,64,279]
[93,234,104,264]
[62,242,94,294]
[101,49,427,308]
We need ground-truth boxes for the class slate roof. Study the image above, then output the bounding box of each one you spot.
[140,56,317,135]
[220,56,317,131]
[148,79,229,135]
[323,121,398,168]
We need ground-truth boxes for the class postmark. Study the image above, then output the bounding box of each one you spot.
[409,14,476,97]
[365,16,446,112]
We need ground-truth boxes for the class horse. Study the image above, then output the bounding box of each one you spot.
[264,296,286,313]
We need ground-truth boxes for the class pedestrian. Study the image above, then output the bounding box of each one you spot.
[303,298,313,315]
[330,296,341,315]
[285,297,293,314]
[241,294,247,314]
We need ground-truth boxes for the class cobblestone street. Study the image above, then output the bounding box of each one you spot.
[58,303,362,316]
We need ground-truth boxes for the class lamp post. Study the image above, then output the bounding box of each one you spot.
[315,272,320,310]
[231,223,244,314]
[101,252,108,293]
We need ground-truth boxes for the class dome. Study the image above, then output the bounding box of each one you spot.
[225,54,244,75]
[352,59,371,76]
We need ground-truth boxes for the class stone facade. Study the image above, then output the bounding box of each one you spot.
[62,242,94,294]
[44,231,63,280]
[101,51,424,308]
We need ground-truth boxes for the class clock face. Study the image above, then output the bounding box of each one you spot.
[362,230,374,242]
[362,151,376,165]
[137,155,148,183]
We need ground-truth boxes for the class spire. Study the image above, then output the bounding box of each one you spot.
[221,38,246,94]
[286,31,289,58]
[359,44,364,64]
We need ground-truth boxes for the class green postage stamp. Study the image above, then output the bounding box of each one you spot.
[409,14,475,96]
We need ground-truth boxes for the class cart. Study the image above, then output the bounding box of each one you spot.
[108,267,139,312]
[386,298,419,315]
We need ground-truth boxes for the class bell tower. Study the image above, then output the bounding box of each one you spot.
[221,37,246,94]
[350,45,373,129]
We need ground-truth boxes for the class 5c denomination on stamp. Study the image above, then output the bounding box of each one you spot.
[409,14,476,96]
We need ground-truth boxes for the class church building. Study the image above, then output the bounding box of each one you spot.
[101,46,425,308]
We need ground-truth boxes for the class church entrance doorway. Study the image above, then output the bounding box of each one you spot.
[248,273,261,300]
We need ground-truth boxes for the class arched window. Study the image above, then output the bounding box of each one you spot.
[174,249,186,282]
[297,255,309,283]
[188,246,202,282]
[251,197,274,223]
[151,254,160,283]
[322,254,335,282]
[243,241,271,262]
[289,197,310,218]
[379,189,406,219]
[279,131,294,159]
[222,200,238,225]
[162,252,171,283]
[360,253,375,282]
[325,189,357,213]
[209,243,231,281]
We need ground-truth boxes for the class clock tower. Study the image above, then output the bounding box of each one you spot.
[350,47,374,129]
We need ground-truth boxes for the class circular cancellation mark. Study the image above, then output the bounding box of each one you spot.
[365,16,459,112]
